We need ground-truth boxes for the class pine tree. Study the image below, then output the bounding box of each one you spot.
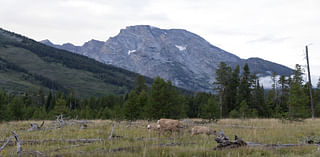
[138,90,149,119]
[135,75,148,93]
[278,75,290,113]
[315,78,320,117]
[52,97,68,116]
[288,64,309,119]
[88,96,96,109]
[99,107,112,119]
[123,91,140,121]
[213,62,232,118]
[227,65,240,113]
[266,89,276,116]
[166,80,183,118]
[38,86,45,106]
[148,76,167,119]
[238,63,251,108]
[251,75,266,117]
[32,107,47,120]
[193,93,211,118]
[111,104,123,121]
[7,97,25,120]
[186,95,197,118]
[67,89,75,110]
[0,90,8,121]
[45,92,52,112]
[257,84,266,117]
[200,97,219,119]
[84,105,94,119]
[239,100,249,119]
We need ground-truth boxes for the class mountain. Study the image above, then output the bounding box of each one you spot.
[0,28,153,97]
[41,25,293,92]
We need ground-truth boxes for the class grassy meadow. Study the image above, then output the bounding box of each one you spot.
[1,119,320,157]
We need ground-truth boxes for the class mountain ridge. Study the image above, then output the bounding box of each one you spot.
[0,27,153,96]
[41,25,293,91]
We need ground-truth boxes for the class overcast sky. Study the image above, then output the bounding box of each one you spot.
[1,0,320,84]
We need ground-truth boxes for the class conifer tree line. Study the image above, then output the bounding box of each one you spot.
[0,62,320,121]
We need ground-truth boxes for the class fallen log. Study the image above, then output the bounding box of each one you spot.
[27,121,45,132]
[213,132,315,150]
[0,136,13,152]
[1,131,47,157]
[56,114,66,128]
[213,133,247,150]
[11,131,22,157]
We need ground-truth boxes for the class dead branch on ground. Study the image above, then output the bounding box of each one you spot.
[56,114,66,128]
[213,131,319,150]
[213,130,247,150]
[27,121,45,131]
[0,136,13,153]
[11,131,22,156]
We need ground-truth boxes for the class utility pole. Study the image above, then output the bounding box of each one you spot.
[306,45,314,120]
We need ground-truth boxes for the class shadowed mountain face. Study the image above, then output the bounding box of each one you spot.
[42,25,292,92]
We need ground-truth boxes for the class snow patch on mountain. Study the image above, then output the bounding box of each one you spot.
[175,45,186,51]
[128,49,136,55]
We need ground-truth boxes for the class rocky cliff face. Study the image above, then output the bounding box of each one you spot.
[41,25,292,92]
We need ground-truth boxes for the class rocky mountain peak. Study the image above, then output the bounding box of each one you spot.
[42,25,293,92]
[40,39,53,45]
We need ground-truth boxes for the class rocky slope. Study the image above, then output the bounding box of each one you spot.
[42,25,292,92]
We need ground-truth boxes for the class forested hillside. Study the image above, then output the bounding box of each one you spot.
[0,28,153,97]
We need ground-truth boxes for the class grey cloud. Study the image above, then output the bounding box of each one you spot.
[246,35,291,44]
[1,0,320,76]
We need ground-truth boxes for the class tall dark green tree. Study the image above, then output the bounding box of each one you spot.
[188,93,210,118]
[7,97,25,120]
[38,86,45,106]
[146,77,185,119]
[213,62,232,118]
[251,74,266,116]
[123,91,140,121]
[278,75,290,113]
[239,100,249,119]
[52,96,68,116]
[186,95,196,118]
[45,92,53,112]
[147,76,167,119]
[67,89,76,110]
[200,96,219,119]
[227,65,240,113]
[165,80,183,118]
[0,90,8,121]
[288,64,309,118]
[138,90,149,119]
[266,73,279,117]
[238,63,251,108]
[135,75,148,93]
[315,78,320,117]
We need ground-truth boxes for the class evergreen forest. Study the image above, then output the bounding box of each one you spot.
[1,62,319,121]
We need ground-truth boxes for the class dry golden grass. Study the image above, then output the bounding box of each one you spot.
[1,119,320,156]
